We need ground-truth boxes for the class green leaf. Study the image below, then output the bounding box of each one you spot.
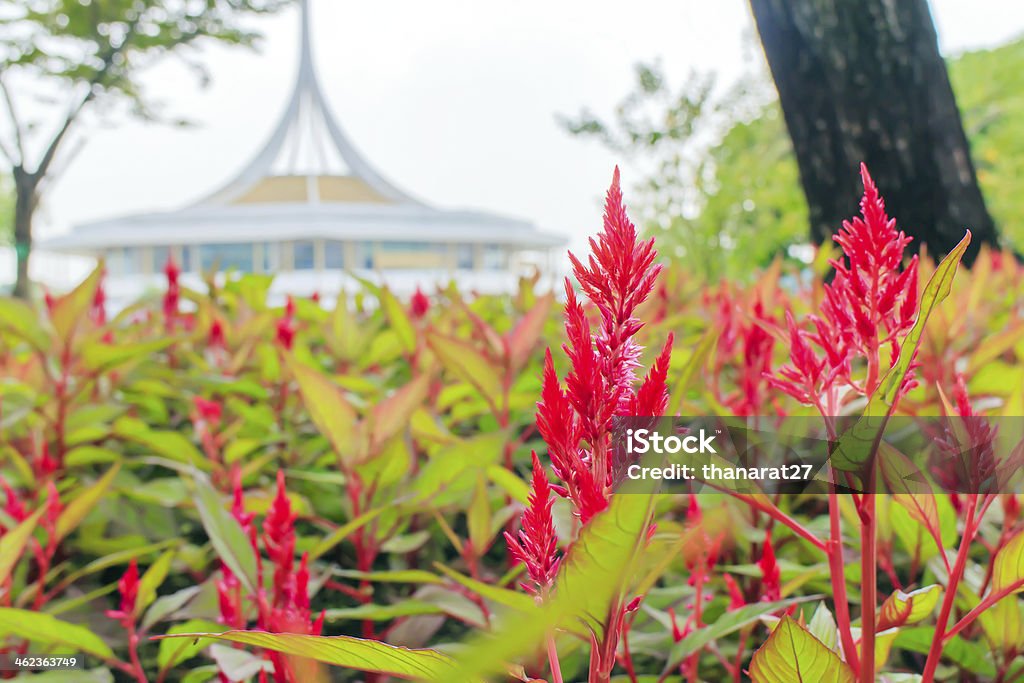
[287,356,359,465]
[54,464,120,543]
[993,529,1024,593]
[142,585,202,632]
[894,626,996,676]
[507,292,553,373]
[426,331,503,410]
[158,630,465,681]
[324,601,444,622]
[667,328,718,415]
[81,338,174,373]
[192,476,258,595]
[0,297,49,350]
[49,265,102,344]
[0,508,44,585]
[749,616,855,683]
[113,418,207,470]
[0,608,114,659]
[381,287,417,353]
[832,231,971,473]
[466,474,492,554]
[666,596,820,670]
[449,492,660,681]
[157,619,224,672]
[368,375,429,454]
[878,584,941,631]
[807,602,838,652]
[309,507,385,561]
[135,550,175,618]
[433,564,535,613]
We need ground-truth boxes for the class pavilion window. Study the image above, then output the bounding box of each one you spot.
[199,243,254,273]
[483,244,504,270]
[294,240,315,270]
[152,246,171,274]
[109,247,141,276]
[261,242,280,272]
[456,244,474,270]
[357,242,375,269]
[180,246,196,273]
[325,241,345,269]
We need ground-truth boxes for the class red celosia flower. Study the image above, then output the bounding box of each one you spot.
[193,396,223,426]
[722,573,746,610]
[1,477,27,529]
[758,531,780,602]
[264,471,297,603]
[770,164,920,408]
[163,256,180,326]
[208,318,226,349]
[106,559,140,627]
[410,286,430,319]
[217,564,245,630]
[91,275,107,326]
[504,452,561,594]
[532,168,673,527]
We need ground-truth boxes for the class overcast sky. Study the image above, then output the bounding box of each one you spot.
[28,0,1024,257]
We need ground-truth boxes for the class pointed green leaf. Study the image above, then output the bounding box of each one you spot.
[381,287,417,353]
[0,508,44,585]
[54,464,120,543]
[192,476,258,595]
[0,608,114,659]
[749,616,855,683]
[158,630,464,681]
[994,530,1024,593]
[878,584,941,631]
[425,331,502,409]
[287,356,359,464]
[507,292,553,373]
[135,550,176,618]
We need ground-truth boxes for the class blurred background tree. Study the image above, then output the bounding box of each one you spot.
[567,9,1022,279]
[749,0,998,265]
[0,0,293,299]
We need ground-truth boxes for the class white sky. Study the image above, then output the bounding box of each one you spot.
[27,0,1024,257]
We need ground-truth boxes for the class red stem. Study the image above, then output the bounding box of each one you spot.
[921,493,978,682]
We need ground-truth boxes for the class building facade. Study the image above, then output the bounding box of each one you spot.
[44,0,564,304]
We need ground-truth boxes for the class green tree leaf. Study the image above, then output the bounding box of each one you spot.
[749,616,855,683]
[287,356,360,465]
[425,331,503,410]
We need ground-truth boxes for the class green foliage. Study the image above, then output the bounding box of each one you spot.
[566,39,1024,278]
[0,227,1022,681]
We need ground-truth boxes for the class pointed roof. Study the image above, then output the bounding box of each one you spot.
[197,0,417,207]
[44,0,565,255]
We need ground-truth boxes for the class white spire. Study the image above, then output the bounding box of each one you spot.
[197,0,417,206]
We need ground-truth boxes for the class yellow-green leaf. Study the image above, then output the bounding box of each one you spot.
[135,550,176,618]
[0,608,114,659]
[368,375,429,454]
[878,584,942,631]
[426,331,503,409]
[380,287,417,353]
[50,265,103,344]
[749,616,855,683]
[288,357,360,464]
[993,530,1024,593]
[507,292,553,373]
[192,476,258,595]
[54,464,120,543]
[158,630,463,681]
[0,508,44,585]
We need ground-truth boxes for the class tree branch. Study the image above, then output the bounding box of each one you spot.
[0,74,25,166]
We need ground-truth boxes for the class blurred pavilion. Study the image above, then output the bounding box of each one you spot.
[44,0,563,305]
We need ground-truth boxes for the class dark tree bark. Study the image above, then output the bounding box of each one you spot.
[12,169,38,300]
[748,0,999,264]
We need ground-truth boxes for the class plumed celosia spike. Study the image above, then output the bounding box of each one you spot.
[722,573,746,611]
[758,531,780,602]
[410,286,430,319]
[106,558,140,625]
[504,452,561,593]
[44,481,62,528]
[631,333,674,417]
[264,470,297,602]
[0,476,27,525]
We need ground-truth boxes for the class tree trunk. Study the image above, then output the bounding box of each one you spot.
[748,0,998,264]
[12,169,37,300]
